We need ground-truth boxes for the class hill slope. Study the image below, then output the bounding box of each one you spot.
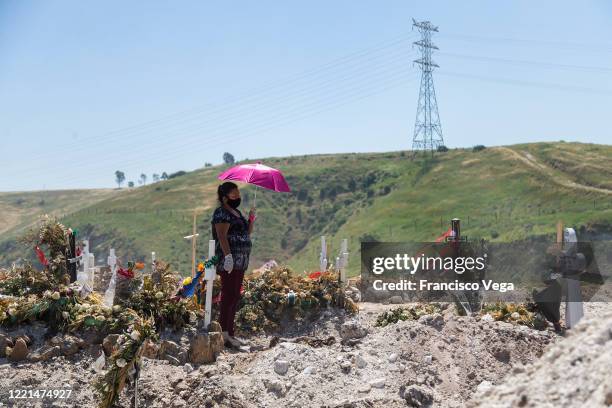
[1,142,611,276]
[0,189,118,238]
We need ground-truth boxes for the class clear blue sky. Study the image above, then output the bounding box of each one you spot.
[2,0,611,191]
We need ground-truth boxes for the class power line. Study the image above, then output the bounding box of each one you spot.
[13,69,421,187]
[440,32,612,53]
[438,70,612,95]
[13,32,418,164]
[11,51,420,183]
[439,52,612,73]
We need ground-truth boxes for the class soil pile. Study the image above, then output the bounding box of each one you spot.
[469,308,612,408]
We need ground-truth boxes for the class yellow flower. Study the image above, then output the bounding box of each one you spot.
[51,292,60,300]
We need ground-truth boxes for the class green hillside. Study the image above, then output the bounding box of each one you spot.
[1,142,611,277]
[0,189,117,239]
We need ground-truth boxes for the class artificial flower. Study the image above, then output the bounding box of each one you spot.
[130,330,141,341]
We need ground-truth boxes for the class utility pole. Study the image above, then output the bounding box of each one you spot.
[411,19,444,156]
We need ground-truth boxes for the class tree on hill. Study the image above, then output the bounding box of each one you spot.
[168,170,187,179]
[204,162,212,167]
[128,181,134,188]
[140,174,147,185]
[152,173,160,182]
[223,152,235,165]
[115,171,125,188]
[161,172,168,180]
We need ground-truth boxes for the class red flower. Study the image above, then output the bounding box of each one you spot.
[117,267,134,279]
[308,271,322,280]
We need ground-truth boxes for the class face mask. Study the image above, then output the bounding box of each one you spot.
[226,197,241,209]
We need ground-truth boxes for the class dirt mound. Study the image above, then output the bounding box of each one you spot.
[0,303,565,407]
[469,309,612,408]
[120,304,555,408]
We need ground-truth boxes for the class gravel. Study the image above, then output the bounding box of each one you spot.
[2,302,608,407]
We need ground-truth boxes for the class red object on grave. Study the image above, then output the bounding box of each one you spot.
[34,246,49,267]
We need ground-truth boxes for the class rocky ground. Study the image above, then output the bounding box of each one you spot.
[0,302,610,408]
[469,306,612,408]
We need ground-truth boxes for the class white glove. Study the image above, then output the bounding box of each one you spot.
[223,254,234,272]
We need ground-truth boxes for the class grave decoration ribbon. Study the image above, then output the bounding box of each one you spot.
[177,256,220,299]
[34,246,49,267]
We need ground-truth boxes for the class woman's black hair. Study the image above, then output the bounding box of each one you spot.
[217,182,238,203]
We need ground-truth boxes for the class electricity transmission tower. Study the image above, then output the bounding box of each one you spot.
[411,19,444,155]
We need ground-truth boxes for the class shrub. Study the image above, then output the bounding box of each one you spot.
[436,145,449,152]
[168,171,187,179]
[473,145,486,152]
[359,233,379,243]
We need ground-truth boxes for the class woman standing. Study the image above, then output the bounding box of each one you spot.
[212,181,255,348]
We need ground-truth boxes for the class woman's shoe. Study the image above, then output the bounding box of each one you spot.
[221,331,242,348]
[231,336,248,347]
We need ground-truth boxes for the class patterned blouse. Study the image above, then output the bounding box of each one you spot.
[211,206,252,272]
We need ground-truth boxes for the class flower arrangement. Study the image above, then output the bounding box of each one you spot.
[94,316,158,408]
[235,266,357,333]
[480,302,547,330]
[375,304,445,327]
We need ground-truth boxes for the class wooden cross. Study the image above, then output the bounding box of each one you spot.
[183,212,199,279]
[184,212,200,308]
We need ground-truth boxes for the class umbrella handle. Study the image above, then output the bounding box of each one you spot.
[253,187,257,208]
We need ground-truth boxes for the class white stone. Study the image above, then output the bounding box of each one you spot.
[481,314,494,322]
[280,342,296,351]
[423,354,433,364]
[369,378,386,389]
[477,380,493,393]
[302,366,315,375]
[388,353,399,363]
[274,359,290,375]
[265,379,284,394]
[358,383,372,393]
[355,355,367,369]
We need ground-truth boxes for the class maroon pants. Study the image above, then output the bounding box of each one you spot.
[218,269,245,336]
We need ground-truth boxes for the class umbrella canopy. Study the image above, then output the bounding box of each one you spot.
[217,162,291,193]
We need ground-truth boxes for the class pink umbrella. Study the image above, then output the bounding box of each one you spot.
[217,162,291,206]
